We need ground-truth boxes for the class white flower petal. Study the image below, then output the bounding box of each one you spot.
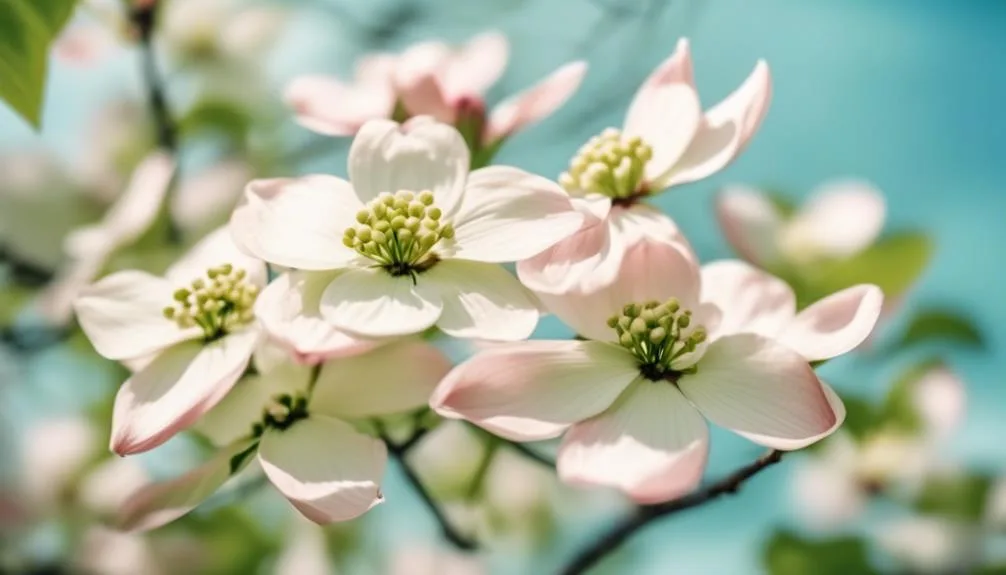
[319,267,443,337]
[259,416,387,524]
[623,84,703,185]
[699,260,796,341]
[422,259,539,341]
[99,151,176,246]
[780,284,884,361]
[230,176,361,270]
[310,339,452,419]
[679,334,838,450]
[348,118,469,214]
[166,226,267,287]
[441,31,509,99]
[558,383,708,504]
[785,180,886,259]
[75,271,200,361]
[452,166,584,262]
[111,330,258,455]
[284,75,394,136]
[430,340,640,441]
[715,185,783,266]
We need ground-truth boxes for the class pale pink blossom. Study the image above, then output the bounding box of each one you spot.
[519,37,771,295]
[433,240,846,504]
[231,117,583,339]
[285,32,586,147]
[874,517,982,574]
[74,227,266,455]
[118,339,451,529]
[716,179,886,268]
[20,418,99,510]
[160,0,286,63]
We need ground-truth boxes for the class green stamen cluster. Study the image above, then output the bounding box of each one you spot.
[343,190,454,275]
[252,393,309,435]
[162,264,258,340]
[607,298,707,381]
[559,128,653,199]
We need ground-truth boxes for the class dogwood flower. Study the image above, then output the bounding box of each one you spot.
[432,240,845,504]
[716,180,886,269]
[285,32,586,150]
[230,117,583,339]
[518,37,770,294]
[74,227,266,455]
[118,339,452,529]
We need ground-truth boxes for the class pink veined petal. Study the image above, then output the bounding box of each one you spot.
[779,284,884,362]
[441,31,509,101]
[319,267,443,338]
[536,238,701,343]
[422,259,540,341]
[255,271,381,364]
[166,226,267,288]
[715,185,784,266]
[661,61,772,189]
[623,83,703,186]
[394,41,454,122]
[309,339,452,419]
[516,207,612,295]
[678,334,838,450]
[258,416,387,524]
[118,439,257,532]
[230,176,361,270]
[699,259,796,341]
[452,166,584,262]
[74,271,200,361]
[637,38,695,93]
[558,382,709,504]
[430,340,640,441]
[284,75,395,136]
[110,329,259,455]
[484,61,587,144]
[347,118,470,214]
[784,180,886,259]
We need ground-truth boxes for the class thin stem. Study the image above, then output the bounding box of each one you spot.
[559,450,784,575]
[382,432,478,551]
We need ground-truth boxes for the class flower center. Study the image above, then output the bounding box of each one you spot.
[252,393,309,435]
[607,298,707,382]
[343,189,454,277]
[162,263,259,341]
[559,128,653,200]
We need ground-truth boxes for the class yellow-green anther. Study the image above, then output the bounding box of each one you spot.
[173,288,190,302]
[559,128,654,199]
[164,263,259,340]
[343,189,453,273]
[649,327,667,344]
[610,296,707,380]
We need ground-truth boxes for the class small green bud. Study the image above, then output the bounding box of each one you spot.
[677,314,691,328]
[649,327,667,344]
[418,190,434,205]
[356,210,371,224]
[173,288,190,302]
[606,316,619,328]
[629,317,648,335]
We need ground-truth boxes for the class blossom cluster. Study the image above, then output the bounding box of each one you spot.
[70,36,884,529]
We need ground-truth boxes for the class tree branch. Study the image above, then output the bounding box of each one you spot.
[559,450,784,575]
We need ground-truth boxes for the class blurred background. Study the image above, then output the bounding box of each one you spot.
[1,0,1003,573]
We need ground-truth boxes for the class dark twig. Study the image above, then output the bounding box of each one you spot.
[502,438,555,468]
[382,432,478,551]
[559,450,784,575]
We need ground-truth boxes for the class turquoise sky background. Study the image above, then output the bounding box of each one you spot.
[2,0,1004,572]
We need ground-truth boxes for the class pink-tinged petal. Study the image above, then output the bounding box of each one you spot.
[699,260,795,341]
[259,416,387,524]
[662,61,772,188]
[452,166,584,262]
[423,259,540,341]
[623,84,702,185]
[99,151,177,246]
[714,185,783,265]
[55,24,115,66]
[256,271,381,363]
[230,176,361,270]
[111,330,259,455]
[783,180,886,259]
[319,267,443,338]
[484,61,587,144]
[394,41,453,121]
[441,31,509,100]
[536,238,701,343]
[354,53,398,85]
[430,340,639,441]
[779,284,884,361]
[911,365,965,441]
[119,439,256,532]
[284,75,394,136]
[166,226,267,288]
[558,383,708,504]
[679,334,838,450]
[348,118,469,214]
[74,271,200,361]
[310,339,452,418]
[637,38,695,93]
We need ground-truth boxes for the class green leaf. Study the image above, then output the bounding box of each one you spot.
[892,308,984,351]
[178,98,254,145]
[0,0,79,128]
[841,396,878,441]
[914,472,993,522]
[764,530,878,575]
